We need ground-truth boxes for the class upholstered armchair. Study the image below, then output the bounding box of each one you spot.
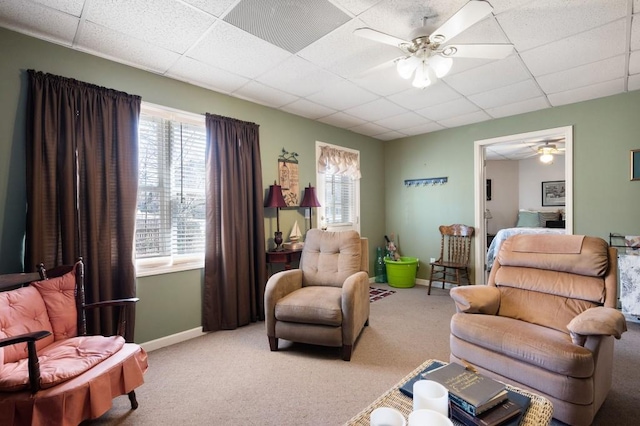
[449,234,627,426]
[265,229,369,361]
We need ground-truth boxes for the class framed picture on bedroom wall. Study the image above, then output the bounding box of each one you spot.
[542,180,565,206]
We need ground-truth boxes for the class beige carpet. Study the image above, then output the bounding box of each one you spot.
[87,285,640,426]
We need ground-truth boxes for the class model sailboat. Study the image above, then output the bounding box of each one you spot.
[283,220,304,250]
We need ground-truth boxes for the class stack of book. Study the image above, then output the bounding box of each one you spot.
[400,362,530,426]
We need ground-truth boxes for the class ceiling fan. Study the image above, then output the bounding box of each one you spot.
[354,0,513,88]
[537,141,565,164]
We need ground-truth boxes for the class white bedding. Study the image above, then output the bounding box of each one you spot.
[486,227,566,271]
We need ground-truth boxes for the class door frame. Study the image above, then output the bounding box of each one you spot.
[473,126,574,285]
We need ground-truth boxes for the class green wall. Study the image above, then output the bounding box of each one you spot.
[0,28,386,343]
[385,91,640,281]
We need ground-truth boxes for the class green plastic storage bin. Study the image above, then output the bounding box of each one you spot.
[384,257,419,288]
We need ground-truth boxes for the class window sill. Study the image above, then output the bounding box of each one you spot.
[136,260,204,278]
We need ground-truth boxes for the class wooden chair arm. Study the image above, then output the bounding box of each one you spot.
[83,297,139,310]
[0,330,51,393]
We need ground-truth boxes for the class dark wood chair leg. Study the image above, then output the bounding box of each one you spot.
[342,344,352,361]
[268,336,278,351]
[128,390,139,409]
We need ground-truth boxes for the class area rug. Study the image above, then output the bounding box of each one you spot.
[369,286,396,302]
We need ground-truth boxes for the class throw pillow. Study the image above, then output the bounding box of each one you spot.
[516,210,540,227]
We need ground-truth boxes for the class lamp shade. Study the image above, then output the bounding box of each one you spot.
[264,183,287,208]
[300,184,321,207]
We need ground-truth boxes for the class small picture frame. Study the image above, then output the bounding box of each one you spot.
[486,179,492,201]
[631,149,640,181]
[542,180,565,207]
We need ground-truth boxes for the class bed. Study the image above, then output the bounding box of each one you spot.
[486,227,566,270]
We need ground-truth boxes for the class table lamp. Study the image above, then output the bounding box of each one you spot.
[265,182,287,251]
[300,183,321,236]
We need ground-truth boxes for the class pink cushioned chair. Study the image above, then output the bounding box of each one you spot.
[0,259,148,425]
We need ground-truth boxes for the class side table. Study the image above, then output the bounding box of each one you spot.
[266,248,302,277]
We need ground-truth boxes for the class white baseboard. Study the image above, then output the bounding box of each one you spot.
[140,327,206,352]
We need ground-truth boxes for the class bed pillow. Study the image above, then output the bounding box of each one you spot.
[538,211,560,227]
[516,210,541,227]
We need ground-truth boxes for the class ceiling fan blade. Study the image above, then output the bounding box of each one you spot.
[356,57,403,77]
[429,1,493,45]
[441,44,513,59]
[353,28,409,48]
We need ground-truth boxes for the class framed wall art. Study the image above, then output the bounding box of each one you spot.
[541,180,565,207]
[278,148,299,206]
[631,149,640,181]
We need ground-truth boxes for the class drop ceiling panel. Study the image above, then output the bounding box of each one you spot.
[629,50,640,75]
[188,21,292,79]
[28,0,85,16]
[306,80,379,110]
[86,0,215,54]
[0,1,79,45]
[496,0,627,52]
[629,74,640,91]
[520,19,627,77]
[166,57,250,94]
[547,78,625,107]
[280,99,337,120]
[343,98,408,121]
[182,0,239,18]
[353,65,418,96]
[330,0,384,16]
[402,121,445,136]
[631,12,640,51]
[386,83,461,110]
[437,110,491,128]
[318,112,368,128]
[485,96,550,119]
[417,98,479,122]
[538,55,626,94]
[349,122,391,136]
[232,81,299,108]
[443,56,530,96]
[255,56,345,97]
[468,79,542,109]
[375,130,406,141]
[374,111,428,130]
[77,22,181,74]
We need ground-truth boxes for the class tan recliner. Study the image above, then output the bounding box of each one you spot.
[449,234,627,426]
[265,229,369,361]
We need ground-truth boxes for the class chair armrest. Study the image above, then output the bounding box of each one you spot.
[84,297,139,309]
[0,330,51,393]
[341,271,370,344]
[450,286,500,314]
[567,306,627,346]
[264,269,303,335]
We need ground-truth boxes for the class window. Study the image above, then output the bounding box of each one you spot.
[136,103,206,275]
[315,142,360,232]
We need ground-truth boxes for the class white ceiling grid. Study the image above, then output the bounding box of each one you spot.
[0,0,638,146]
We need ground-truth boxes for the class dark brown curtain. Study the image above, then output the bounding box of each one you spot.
[25,70,140,341]
[203,114,266,331]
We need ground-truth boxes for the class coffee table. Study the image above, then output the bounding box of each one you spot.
[345,359,553,426]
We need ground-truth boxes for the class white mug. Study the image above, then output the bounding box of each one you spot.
[370,406,407,426]
[408,409,453,426]
[412,380,449,417]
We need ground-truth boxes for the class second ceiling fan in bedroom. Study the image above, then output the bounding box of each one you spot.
[354,0,514,88]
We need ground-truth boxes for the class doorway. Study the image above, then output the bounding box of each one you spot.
[473,126,574,284]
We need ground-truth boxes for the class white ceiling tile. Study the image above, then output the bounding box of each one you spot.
[232,81,299,108]
[298,18,400,78]
[447,15,510,45]
[77,22,181,74]
[538,55,626,94]
[417,98,479,121]
[318,112,368,128]
[497,0,627,52]
[402,121,445,136]
[520,19,627,77]
[0,0,79,45]
[165,57,250,94]
[188,21,292,79]
[547,78,625,107]
[629,74,640,91]
[255,56,344,97]
[353,63,417,96]
[280,99,337,120]
[28,0,84,16]
[490,0,534,15]
[329,0,383,16]
[374,111,428,130]
[86,0,215,54]
[374,130,406,141]
[387,82,460,110]
[631,13,640,51]
[343,98,408,121]
[306,80,379,110]
[485,96,550,119]
[443,56,529,96]
[630,50,640,75]
[182,0,238,17]
[437,110,492,128]
[468,79,542,109]
[349,122,391,136]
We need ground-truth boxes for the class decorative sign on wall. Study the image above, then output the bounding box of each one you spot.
[278,148,299,206]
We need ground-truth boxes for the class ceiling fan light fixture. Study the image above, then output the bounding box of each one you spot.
[430,55,453,78]
[412,62,431,88]
[540,153,554,164]
[397,56,419,79]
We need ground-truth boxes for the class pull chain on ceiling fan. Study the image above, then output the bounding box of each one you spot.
[354,0,514,89]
